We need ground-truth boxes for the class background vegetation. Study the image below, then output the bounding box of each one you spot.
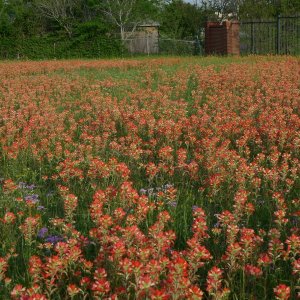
[0,0,299,59]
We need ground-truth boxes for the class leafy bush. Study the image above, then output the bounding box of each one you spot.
[0,36,125,60]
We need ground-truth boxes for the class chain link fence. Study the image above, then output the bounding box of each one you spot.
[159,38,203,56]
[123,37,203,56]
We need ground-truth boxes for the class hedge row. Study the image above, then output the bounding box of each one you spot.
[0,36,125,60]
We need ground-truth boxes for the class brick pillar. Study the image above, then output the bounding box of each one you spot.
[205,21,240,55]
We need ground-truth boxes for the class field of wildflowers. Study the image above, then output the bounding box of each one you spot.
[0,56,299,299]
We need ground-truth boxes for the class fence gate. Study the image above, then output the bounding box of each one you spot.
[240,16,300,55]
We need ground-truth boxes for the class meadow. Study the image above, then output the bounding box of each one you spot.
[0,56,299,299]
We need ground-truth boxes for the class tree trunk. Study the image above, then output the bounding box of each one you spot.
[64,25,73,38]
[120,26,126,41]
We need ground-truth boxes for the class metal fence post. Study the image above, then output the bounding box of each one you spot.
[277,14,281,54]
[146,34,150,56]
[251,22,254,54]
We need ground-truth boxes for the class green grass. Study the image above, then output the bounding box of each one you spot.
[0,56,299,299]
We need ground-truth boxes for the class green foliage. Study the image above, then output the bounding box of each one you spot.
[239,0,300,20]
[159,0,207,39]
[0,36,124,60]
[0,0,42,37]
[0,0,299,59]
[74,20,111,38]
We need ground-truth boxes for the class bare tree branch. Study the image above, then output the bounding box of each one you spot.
[201,0,243,21]
[35,0,77,37]
[101,0,144,41]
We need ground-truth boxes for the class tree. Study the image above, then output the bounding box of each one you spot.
[99,0,158,40]
[34,0,78,37]
[201,0,300,21]
[0,0,42,37]
[0,0,6,19]
[0,0,12,36]
[199,0,243,21]
[159,0,206,39]
[238,0,300,19]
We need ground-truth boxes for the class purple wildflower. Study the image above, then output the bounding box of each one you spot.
[24,194,39,204]
[18,182,36,190]
[45,235,64,244]
[139,188,147,195]
[26,184,36,190]
[37,227,48,239]
[18,182,27,189]
[148,188,154,196]
[192,205,199,211]
[168,201,177,208]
